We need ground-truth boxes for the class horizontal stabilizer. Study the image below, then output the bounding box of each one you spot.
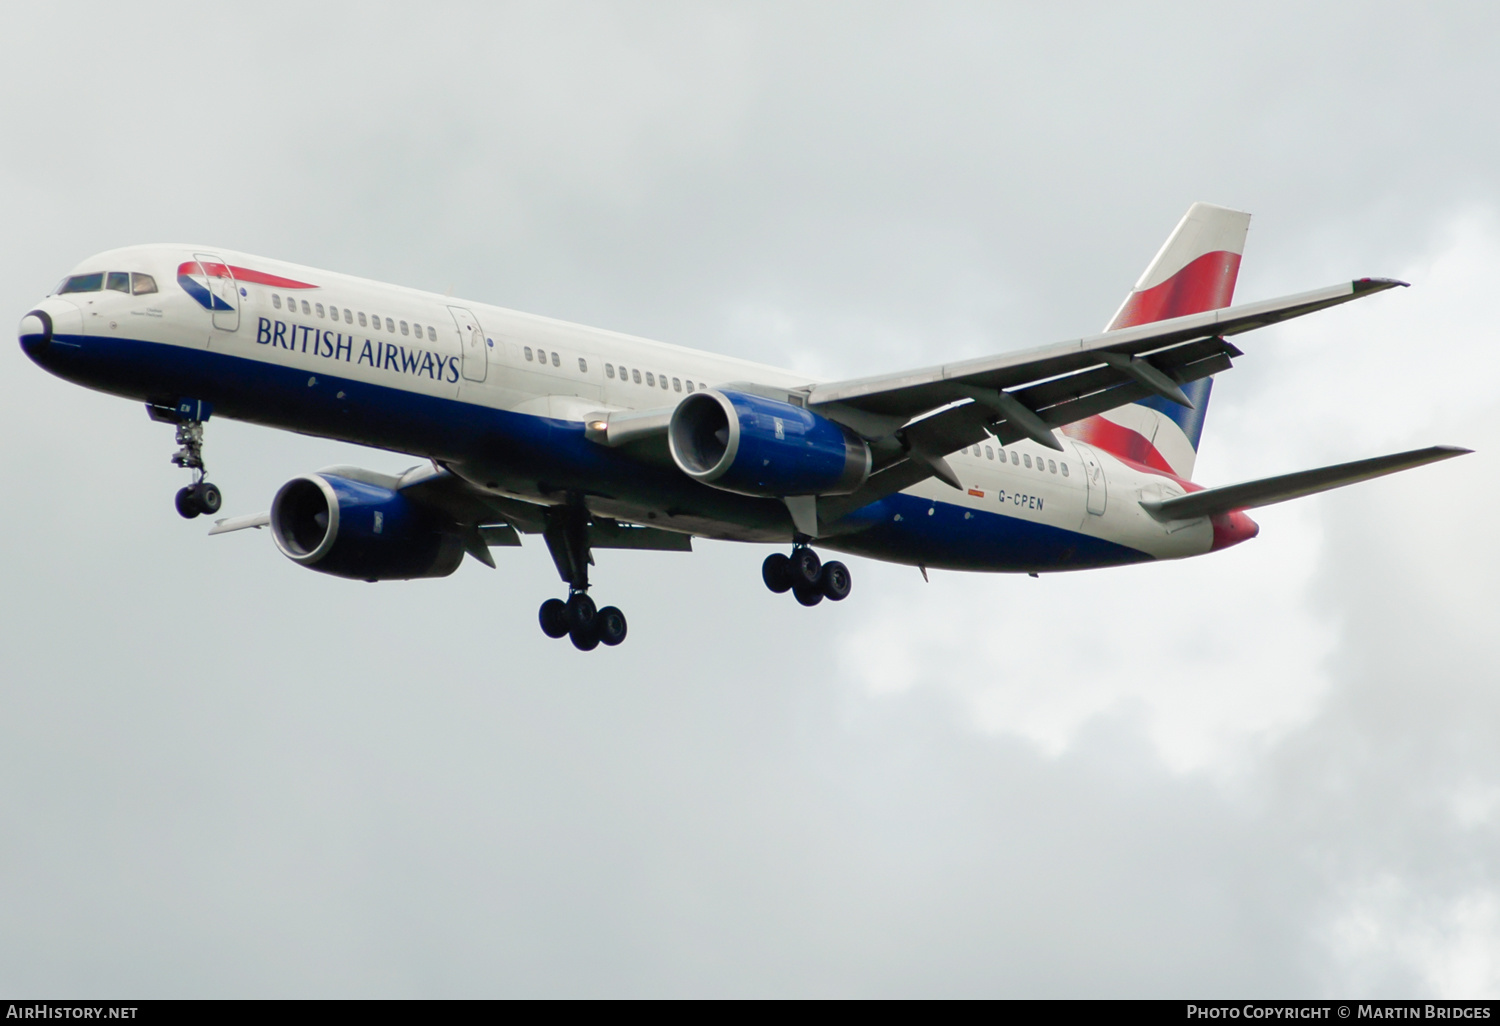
[1142,445,1471,521]
[208,512,270,535]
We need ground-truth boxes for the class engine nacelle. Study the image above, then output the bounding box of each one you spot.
[270,473,465,581]
[668,389,871,497]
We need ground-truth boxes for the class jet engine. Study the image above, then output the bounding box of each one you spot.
[269,473,465,581]
[668,389,870,497]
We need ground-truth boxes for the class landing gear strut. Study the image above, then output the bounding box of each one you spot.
[537,501,628,651]
[762,540,851,606]
[149,403,222,519]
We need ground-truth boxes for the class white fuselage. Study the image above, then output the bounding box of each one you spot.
[25,243,1221,570]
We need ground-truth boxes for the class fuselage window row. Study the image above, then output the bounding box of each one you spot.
[268,294,438,341]
[964,444,1067,477]
[253,303,705,392]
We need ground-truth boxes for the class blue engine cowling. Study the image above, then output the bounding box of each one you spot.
[668,389,871,497]
[270,474,465,581]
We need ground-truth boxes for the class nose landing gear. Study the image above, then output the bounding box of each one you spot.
[762,542,851,606]
[148,402,223,519]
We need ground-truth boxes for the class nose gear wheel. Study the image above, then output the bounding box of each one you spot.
[149,404,224,519]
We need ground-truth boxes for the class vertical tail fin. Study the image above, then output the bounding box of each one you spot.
[1063,202,1250,480]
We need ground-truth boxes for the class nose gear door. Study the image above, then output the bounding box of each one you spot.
[449,306,487,383]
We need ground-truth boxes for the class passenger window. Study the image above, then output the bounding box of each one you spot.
[524,347,533,361]
[58,273,104,293]
[986,446,993,460]
[646,372,655,386]
[329,305,338,319]
[659,373,668,389]
[412,322,421,337]
[357,312,366,327]
[551,352,560,368]
[316,303,326,318]
[273,295,283,310]
[347,310,354,325]
[632,369,641,384]
[385,317,394,332]
[131,273,157,295]
[106,272,130,293]
[427,326,436,341]
[685,380,694,392]
[1060,463,1069,477]
[606,363,615,379]
[1011,451,1019,465]
[1049,460,1057,473]
[1024,454,1032,468]
[578,358,588,373]
[673,377,681,392]
[400,321,409,336]
[302,300,312,315]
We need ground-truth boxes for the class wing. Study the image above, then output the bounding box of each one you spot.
[209,463,690,566]
[813,277,1405,519]
[809,278,1403,417]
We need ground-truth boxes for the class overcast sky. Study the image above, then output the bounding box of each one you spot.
[2,1,1497,997]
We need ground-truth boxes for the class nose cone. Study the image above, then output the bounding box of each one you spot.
[1210,509,1260,551]
[18,309,51,357]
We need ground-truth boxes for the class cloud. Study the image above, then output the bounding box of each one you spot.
[1,0,1497,997]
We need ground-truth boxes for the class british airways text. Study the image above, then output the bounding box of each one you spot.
[256,317,460,383]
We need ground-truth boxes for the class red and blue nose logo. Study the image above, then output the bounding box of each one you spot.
[176,261,317,310]
[177,261,236,311]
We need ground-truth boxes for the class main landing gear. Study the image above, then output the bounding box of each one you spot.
[538,592,628,651]
[537,501,628,651]
[762,542,851,607]
[149,404,223,519]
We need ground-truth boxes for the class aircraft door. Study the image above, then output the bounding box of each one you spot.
[194,253,240,333]
[450,306,487,383]
[1073,441,1107,515]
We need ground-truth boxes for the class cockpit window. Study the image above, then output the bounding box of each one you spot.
[131,273,157,295]
[106,272,131,293]
[58,273,104,294]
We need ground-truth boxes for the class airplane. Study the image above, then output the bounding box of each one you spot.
[17,203,1469,650]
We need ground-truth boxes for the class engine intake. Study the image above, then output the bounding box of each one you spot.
[270,474,465,581]
[668,390,870,497]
